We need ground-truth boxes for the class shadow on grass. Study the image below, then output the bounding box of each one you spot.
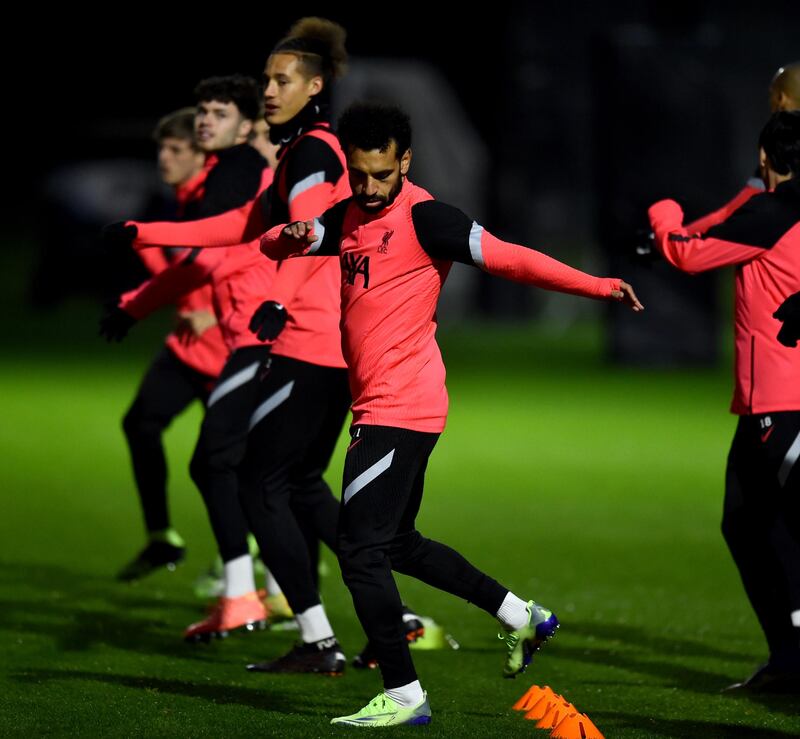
[12,668,340,716]
[565,620,756,663]
[594,712,800,738]
[0,561,289,664]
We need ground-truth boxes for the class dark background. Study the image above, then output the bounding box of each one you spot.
[7,1,799,363]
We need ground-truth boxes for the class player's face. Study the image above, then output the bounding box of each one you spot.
[195,100,253,152]
[347,141,412,213]
[262,53,322,126]
[157,137,204,186]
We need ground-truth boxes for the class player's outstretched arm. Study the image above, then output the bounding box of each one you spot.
[649,198,773,274]
[118,249,221,320]
[412,200,643,311]
[684,180,763,235]
[260,198,350,261]
[131,197,267,251]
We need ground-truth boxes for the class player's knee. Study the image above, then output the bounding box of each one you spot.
[387,530,425,569]
[337,539,387,582]
[123,400,171,440]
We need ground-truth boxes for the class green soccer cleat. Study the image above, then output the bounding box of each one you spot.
[330,691,431,727]
[499,600,559,678]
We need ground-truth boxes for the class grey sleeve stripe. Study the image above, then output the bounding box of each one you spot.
[746,177,766,191]
[207,362,261,408]
[469,222,485,267]
[307,217,325,254]
[248,381,294,431]
[343,449,395,505]
[778,430,800,487]
[288,171,326,204]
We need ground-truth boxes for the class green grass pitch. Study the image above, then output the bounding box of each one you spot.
[1,306,798,737]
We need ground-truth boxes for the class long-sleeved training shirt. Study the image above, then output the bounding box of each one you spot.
[125,125,349,367]
[134,162,226,378]
[121,146,274,352]
[649,177,800,415]
[684,176,765,234]
[262,178,623,432]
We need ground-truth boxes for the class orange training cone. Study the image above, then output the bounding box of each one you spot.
[535,701,576,731]
[521,687,561,718]
[551,712,605,739]
[512,685,543,711]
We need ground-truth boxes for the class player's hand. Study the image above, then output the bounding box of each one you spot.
[249,301,289,342]
[611,280,644,312]
[176,310,217,345]
[774,291,800,347]
[101,222,138,250]
[282,220,318,247]
[99,305,137,342]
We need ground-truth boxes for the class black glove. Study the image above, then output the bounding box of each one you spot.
[99,305,137,342]
[249,301,288,342]
[101,222,138,250]
[774,292,800,348]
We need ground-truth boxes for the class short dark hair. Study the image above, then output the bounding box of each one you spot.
[194,75,261,121]
[337,102,412,158]
[152,107,197,145]
[759,110,800,176]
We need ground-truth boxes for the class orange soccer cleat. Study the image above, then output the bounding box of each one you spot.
[184,591,268,643]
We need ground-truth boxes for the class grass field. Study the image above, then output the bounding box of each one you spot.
[1,303,798,737]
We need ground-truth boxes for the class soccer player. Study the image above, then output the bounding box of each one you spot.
[108,20,356,651]
[101,75,277,638]
[115,108,227,581]
[259,102,643,726]
[648,111,800,693]
[114,19,425,667]
[684,62,799,235]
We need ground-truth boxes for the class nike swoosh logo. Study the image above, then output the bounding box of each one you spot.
[761,427,775,443]
[353,715,398,723]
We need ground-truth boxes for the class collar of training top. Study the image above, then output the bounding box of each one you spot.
[269,99,331,148]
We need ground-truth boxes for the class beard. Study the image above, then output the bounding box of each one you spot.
[354,178,404,213]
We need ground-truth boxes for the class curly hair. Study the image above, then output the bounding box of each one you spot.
[337,102,412,157]
[272,17,348,84]
[194,75,261,121]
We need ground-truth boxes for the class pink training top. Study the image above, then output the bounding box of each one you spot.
[126,127,349,368]
[650,180,800,415]
[262,178,622,433]
[121,168,276,352]
[132,163,226,377]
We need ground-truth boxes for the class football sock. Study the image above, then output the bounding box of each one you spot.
[296,604,335,644]
[223,554,255,598]
[496,591,529,630]
[385,680,424,707]
[264,568,284,596]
